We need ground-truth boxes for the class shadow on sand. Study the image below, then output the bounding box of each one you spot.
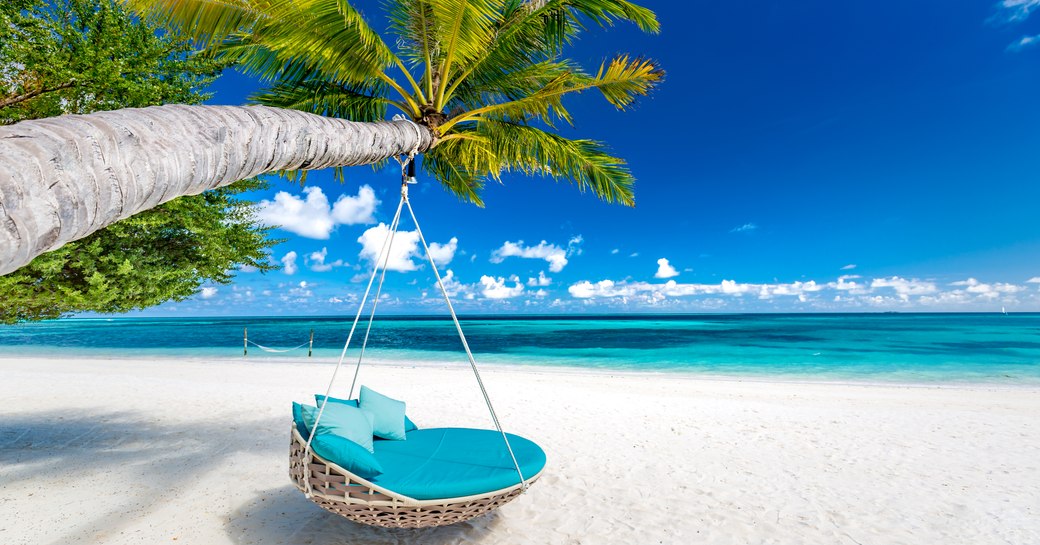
[1,410,502,545]
[227,484,504,545]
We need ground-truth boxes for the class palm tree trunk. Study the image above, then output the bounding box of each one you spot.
[0,104,433,275]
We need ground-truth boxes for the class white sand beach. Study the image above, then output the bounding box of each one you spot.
[1,356,1038,545]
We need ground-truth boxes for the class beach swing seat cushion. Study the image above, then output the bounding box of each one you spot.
[290,426,545,528]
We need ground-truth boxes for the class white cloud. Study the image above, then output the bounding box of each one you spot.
[307,247,345,272]
[199,287,218,299]
[949,278,1023,298]
[841,264,857,270]
[655,258,679,279]
[730,223,757,233]
[567,235,584,256]
[287,280,312,298]
[1028,277,1040,283]
[869,276,937,300]
[331,185,379,225]
[1008,33,1040,51]
[480,275,525,299]
[629,252,639,258]
[491,239,574,272]
[427,237,458,267]
[255,185,378,239]
[993,0,1040,23]
[527,271,552,287]
[280,251,298,275]
[357,224,456,273]
[611,248,620,255]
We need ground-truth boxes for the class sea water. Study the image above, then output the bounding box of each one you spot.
[1,314,1038,384]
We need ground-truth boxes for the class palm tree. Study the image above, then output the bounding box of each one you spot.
[0,0,661,275]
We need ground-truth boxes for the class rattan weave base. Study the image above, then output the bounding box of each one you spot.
[289,426,534,528]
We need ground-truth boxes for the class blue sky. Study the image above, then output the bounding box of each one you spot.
[157,1,1040,316]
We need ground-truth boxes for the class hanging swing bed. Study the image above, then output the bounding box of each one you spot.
[289,149,546,529]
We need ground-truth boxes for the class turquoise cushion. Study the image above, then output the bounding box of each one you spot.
[315,394,358,408]
[359,386,407,441]
[292,402,311,440]
[301,403,376,453]
[316,394,419,432]
[369,428,547,500]
[310,433,384,479]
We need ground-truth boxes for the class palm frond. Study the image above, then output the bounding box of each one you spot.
[449,59,579,112]
[442,55,662,131]
[441,0,660,105]
[474,119,635,205]
[250,80,391,121]
[122,0,267,47]
[431,0,505,108]
[421,138,489,205]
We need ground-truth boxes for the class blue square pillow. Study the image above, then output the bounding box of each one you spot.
[316,394,418,432]
[359,385,407,441]
[310,433,384,479]
[301,402,376,452]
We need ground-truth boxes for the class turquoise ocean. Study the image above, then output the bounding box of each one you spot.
[1,314,1039,384]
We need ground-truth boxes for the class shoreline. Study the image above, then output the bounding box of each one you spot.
[3,351,1039,391]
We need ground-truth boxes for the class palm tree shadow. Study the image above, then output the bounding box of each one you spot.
[0,409,286,545]
[227,484,505,545]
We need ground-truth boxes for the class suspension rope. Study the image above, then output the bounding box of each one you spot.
[245,339,310,353]
[303,193,406,478]
[346,189,407,400]
[307,146,527,493]
[404,185,529,492]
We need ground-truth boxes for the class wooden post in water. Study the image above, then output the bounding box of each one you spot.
[308,329,314,358]
[243,327,248,357]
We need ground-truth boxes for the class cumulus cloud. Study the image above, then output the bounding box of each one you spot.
[949,278,1023,298]
[611,248,620,255]
[1028,277,1040,283]
[567,273,1034,309]
[280,251,298,275]
[841,264,857,270]
[357,224,421,272]
[357,224,457,272]
[655,258,680,279]
[480,275,525,299]
[255,185,378,239]
[730,223,757,233]
[427,237,458,267]
[527,271,552,287]
[491,239,576,272]
[307,247,345,272]
[199,287,218,299]
[870,276,937,300]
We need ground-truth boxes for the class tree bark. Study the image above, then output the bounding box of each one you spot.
[0,104,434,274]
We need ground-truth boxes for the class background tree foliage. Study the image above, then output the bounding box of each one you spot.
[0,0,278,323]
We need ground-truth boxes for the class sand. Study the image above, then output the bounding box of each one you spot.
[1,355,1038,545]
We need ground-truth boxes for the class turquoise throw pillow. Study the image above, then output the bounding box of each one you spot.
[301,403,376,452]
[315,394,358,408]
[317,393,419,432]
[310,433,384,479]
[359,385,407,441]
[292,402,311,440]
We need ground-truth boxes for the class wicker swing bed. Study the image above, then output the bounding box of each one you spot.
[290,146,545,529]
